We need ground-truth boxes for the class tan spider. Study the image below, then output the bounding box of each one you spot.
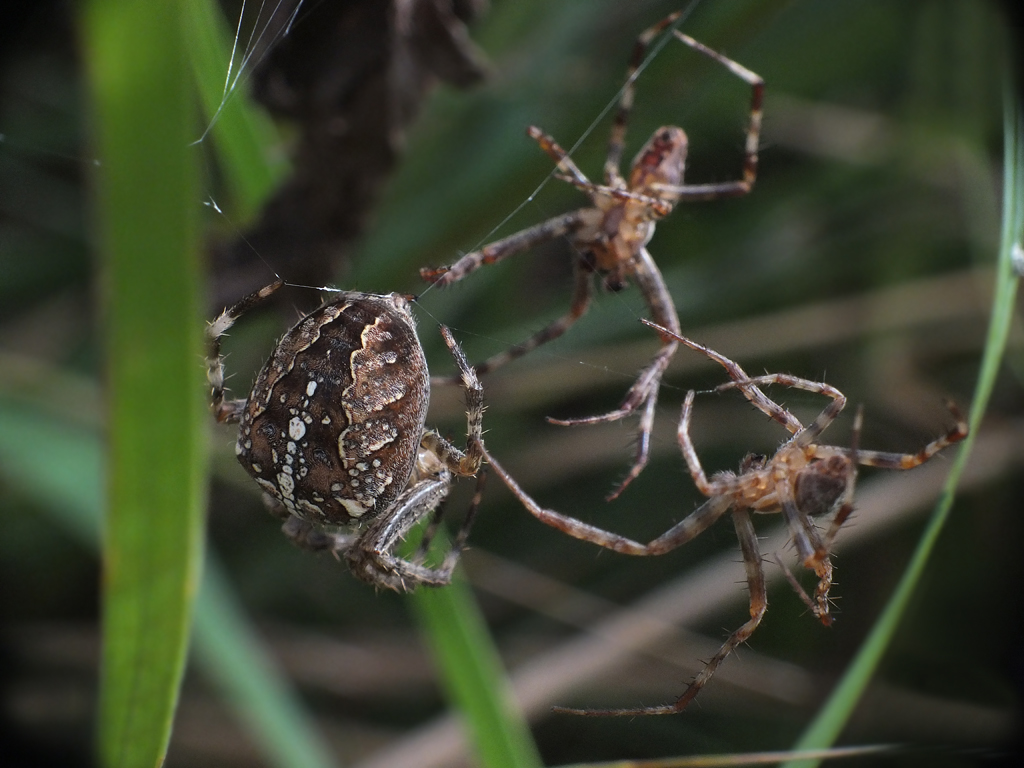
[422,9,764,497]
[484,320,968,715]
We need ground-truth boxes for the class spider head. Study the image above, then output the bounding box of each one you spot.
[629,126,688,193]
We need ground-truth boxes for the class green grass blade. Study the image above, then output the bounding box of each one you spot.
[192,560,338,768]
[784,79,1023,768]
[410,576,543,768]
[83,1,206,764]
[183,0,286,218]
[0,398,104,541]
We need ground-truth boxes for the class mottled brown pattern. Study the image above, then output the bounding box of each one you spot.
[237,293,429,526]
[208,282,485,590]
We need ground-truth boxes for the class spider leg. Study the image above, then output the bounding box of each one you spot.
[715,372,847,446]
[412,495,449,565]
[415,468,487,568]
[426,326,485,476]
[484,445,733,557]
[632,247,682,339]
[621,388,658,497]
[469,258,593,378]
[546,339,675,497]
[527,126,595,190]
[820,405,862,552]
[808,400,968,473]
[604,10,685,186]
[662,32,763,202]
[549,249,680,498]
[347,475,459,590]
[557,506,768,716]
[849,400,969,471]
[675,390,734,497]
[420,210,587,287]
[777,480,833,624]
[775,552,823,617]
[641,319,803,435]
[778,482,827,566]
[531,126,677,216]
[447,468,486,562]
[207,279,284,423]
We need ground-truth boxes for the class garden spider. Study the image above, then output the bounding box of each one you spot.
[421,10,764,498]
[207,280,486,591]
[483,320,968,715]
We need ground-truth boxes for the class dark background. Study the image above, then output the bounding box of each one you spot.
[1,0,1021,765]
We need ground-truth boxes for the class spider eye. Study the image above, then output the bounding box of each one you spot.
[739,453,766,472]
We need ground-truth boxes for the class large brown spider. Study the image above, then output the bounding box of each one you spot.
[421,10,764,497]
[484,320,968,715]
[207,280,485,591]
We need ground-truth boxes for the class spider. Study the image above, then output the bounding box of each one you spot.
[207,279,486,591]
[483,320,968,715]
[421,10,764,498]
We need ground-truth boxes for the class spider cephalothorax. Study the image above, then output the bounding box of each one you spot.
[484,320,968,715]
[422,10,764,497]
[207,280,485,591]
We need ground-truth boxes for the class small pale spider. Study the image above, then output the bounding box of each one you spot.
[484,319,968,715]
[207,279,485,591]
[422,10,764,498]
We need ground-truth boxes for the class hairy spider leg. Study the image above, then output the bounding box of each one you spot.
[483,443,732,558]
[604,9,684,185]
[548,247,682,499]
[640,319,804,434]
[663,32,764,202]
[810,401,968,472]
[415,470,487,566]
[485,428,773,717]
[529,126,674,216]
[207,278,285,423]
[420,210,587,288]
[483,436,769,717]
[420,325,486,476]
[604,14,764,200]
[348,468,486,591]
[556,507,768,716]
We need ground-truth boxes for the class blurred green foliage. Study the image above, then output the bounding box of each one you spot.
[1,0,1020,766]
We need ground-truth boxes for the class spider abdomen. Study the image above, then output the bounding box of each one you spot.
[236,293,430,527]
[794,457,850,516]
[628,125,687,193]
